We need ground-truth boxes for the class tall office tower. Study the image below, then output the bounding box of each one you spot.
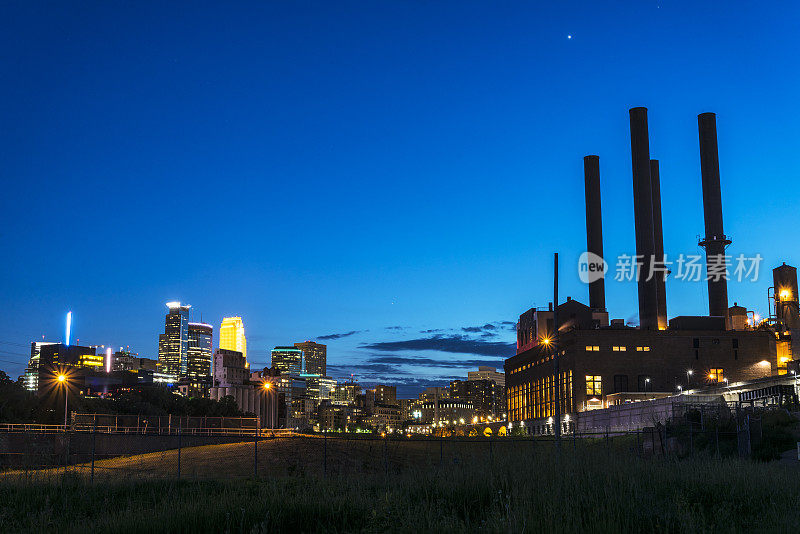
[24,341,57,392]
[294,341,327,376]
[271,346,303,375]
[187,322,213,380]
[220,317,247,362]
[158,302,191,377]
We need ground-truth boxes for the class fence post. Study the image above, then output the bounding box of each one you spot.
[636,429,641,458]
[323,431,327,478]
[254,427,258,478]
[489,435,493,464]
[177,423,182,481]
[91,419,97,484]
[383,436,389,478]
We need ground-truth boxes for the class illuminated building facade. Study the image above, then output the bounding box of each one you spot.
[271,346,303,375]
[294,341,326,376]
[35,343,99,394]
[220,317,247,362]
[467,366,506,388]
[450,378,505,418]
[24,341,57,392]
[158,302,191,377]
[187,323,213,379]
[505,300,777,431]
[332,382,361,405]
[302,373,337,401]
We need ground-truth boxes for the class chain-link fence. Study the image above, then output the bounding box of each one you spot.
[1,414,773,484]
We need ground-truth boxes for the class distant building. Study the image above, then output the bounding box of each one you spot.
[209,348,266,420]
[468,366,505,388]
[24,341,57,392]
[374,384,397,405]
[450,378,505,418]
[271,346,303,375]
[158,302,191,377]
[368,403,400,431]
[220,317,247,362]
[332,382,361,405]
[213,348,249,386]
[295,341,326,376]
[186,322,213,395]
[112,350,158,372]
[420,399,474,426]
[35,343,101,394]
[302,373,337,401]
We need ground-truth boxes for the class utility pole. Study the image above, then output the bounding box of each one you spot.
[553,253,561,452]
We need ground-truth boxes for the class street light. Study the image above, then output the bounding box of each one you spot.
[57,374,68,429]
[687,369,693,390]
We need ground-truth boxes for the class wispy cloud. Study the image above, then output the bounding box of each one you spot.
[360,334,514,357]
[369,354,505,369]
[317,330,365,340]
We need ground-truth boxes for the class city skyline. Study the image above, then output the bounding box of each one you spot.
[2,2,799,397]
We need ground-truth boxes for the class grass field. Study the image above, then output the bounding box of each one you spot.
[2,436,799,533]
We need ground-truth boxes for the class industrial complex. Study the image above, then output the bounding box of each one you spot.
[505,108,799,434]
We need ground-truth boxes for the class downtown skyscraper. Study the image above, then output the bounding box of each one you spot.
[158,302,191,376]
[220,317,247,362]
[187,322,213,380]
[271,346,302,375]
[294,341,327,376]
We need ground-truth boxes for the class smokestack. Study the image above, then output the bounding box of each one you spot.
[584,155,606,311]
[650,159,667,329]
[697,112,730,326]
[629,107,659,330]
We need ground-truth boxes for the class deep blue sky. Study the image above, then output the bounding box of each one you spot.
[1,1,798,397]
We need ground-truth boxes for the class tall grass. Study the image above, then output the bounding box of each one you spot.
[1,440,798,533]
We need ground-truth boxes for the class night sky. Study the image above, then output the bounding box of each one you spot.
[1,1,798,397]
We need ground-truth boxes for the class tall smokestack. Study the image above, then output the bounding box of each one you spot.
[629,107,659,330]
[584,155,606,311]
[650,159,667,329]
[697,112,730,327]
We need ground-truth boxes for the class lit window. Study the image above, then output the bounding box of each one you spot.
[636,346,650,352]
[709,368,723,382]
[585,375,602,396]
[585,346,600,352]
[612,346,626,352]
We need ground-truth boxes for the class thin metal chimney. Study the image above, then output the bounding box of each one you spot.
[629,107,659,330]
[650,159,667,329]
[697,112,730,326]
[584,155,606,311]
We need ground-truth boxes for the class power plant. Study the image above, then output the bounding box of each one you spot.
[505,107,798,434]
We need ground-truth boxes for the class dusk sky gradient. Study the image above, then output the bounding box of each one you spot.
[1,1,798,396]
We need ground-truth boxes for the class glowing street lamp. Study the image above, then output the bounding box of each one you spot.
[57,374,68,429]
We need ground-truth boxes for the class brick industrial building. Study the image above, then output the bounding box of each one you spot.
[505,109,787,432]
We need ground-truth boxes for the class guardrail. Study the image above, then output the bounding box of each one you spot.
[0,423,293,437]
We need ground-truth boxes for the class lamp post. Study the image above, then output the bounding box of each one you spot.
[57,374,68,429]
[262,381,274,430]
[686,370,693,390]
[645,378,651,399]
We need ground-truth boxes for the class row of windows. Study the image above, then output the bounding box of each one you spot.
[508,371,573,421]
[582,368,726,397]
[509,354,554,374]
[585,345,650,352]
